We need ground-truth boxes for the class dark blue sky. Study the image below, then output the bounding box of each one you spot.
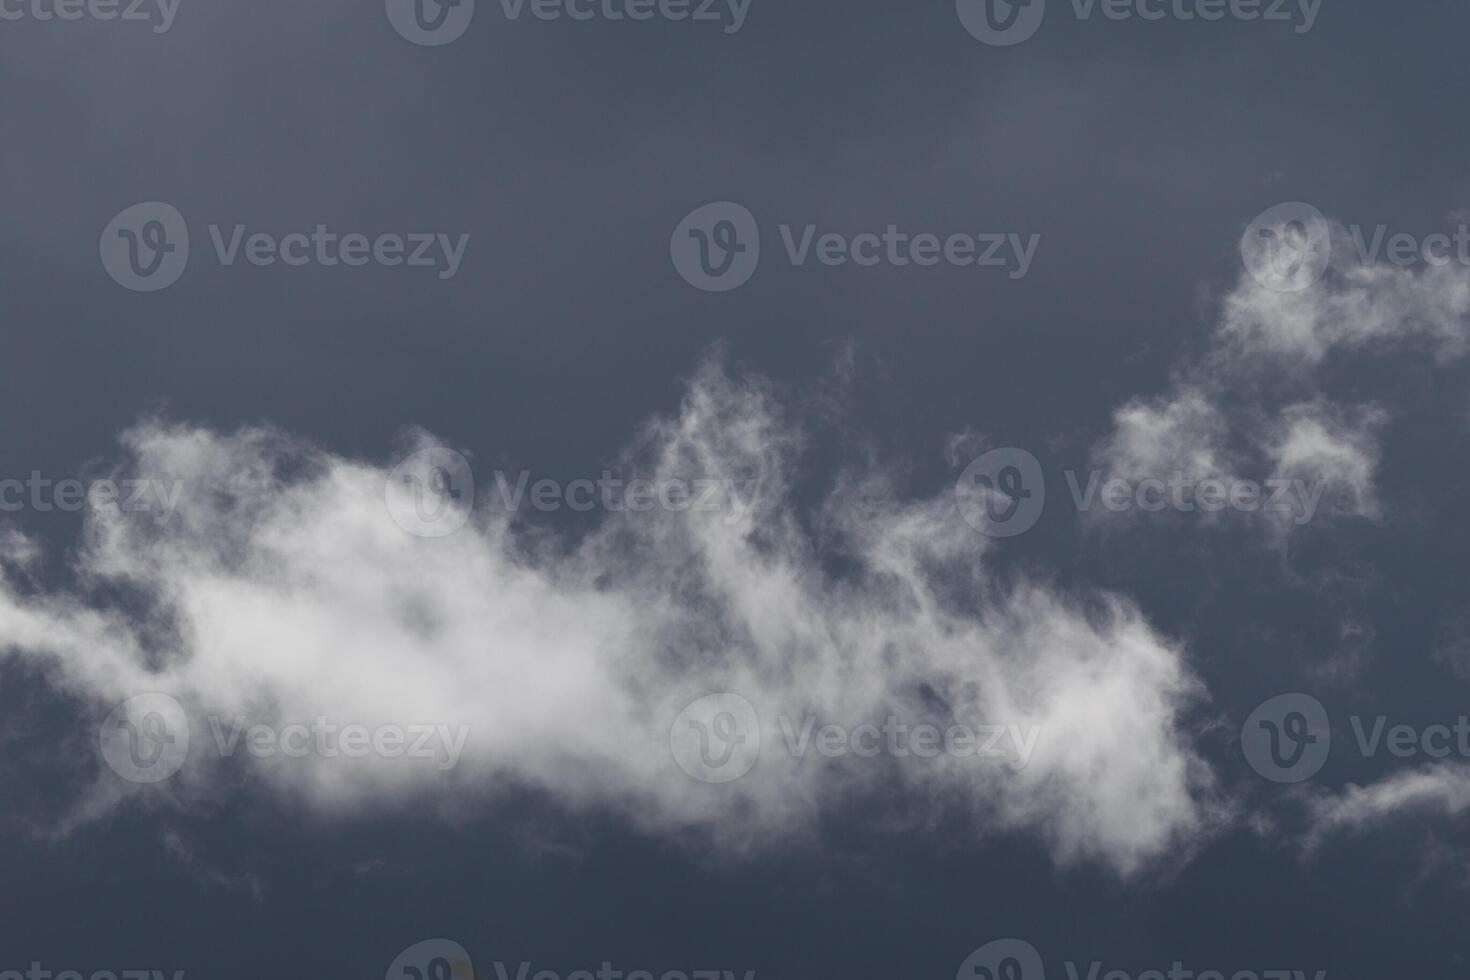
[3,1,1470,978]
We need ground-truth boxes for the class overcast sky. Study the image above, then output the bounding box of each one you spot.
[3,1,1470,978]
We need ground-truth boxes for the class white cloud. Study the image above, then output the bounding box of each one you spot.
[1093,386,1235,485]
[1306,765,1470,845]
[1222,246,1470,368]
[1089,214,1469,528]
[0,363,1219,876]
[1264,401,1385,522]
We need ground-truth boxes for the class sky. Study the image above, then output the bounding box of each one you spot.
[2,0,1470,978]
